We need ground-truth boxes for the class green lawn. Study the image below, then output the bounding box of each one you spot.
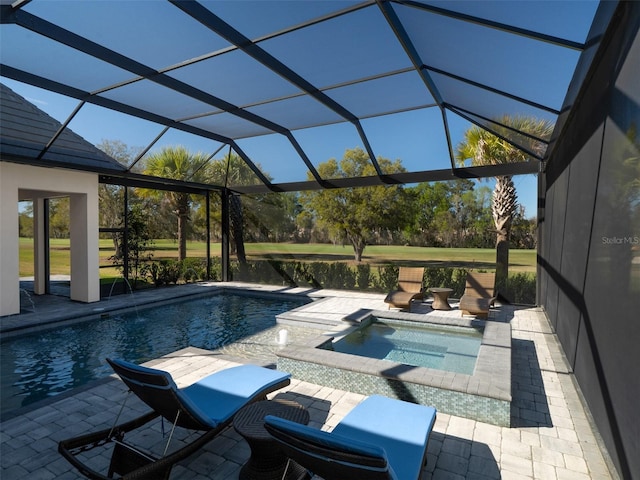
[244,243,535,272]
[19,238,71,276]
[19,238,536,277]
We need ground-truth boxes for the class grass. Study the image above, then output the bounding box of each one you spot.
[244,243,535,272]
[19,238,71,276]
[19,237,537,278]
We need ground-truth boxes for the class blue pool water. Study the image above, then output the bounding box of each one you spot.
[332,318,483,374]
[0,293,308,415]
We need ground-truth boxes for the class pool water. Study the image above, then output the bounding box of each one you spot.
[0,293,308,416]
[332,318,483,374]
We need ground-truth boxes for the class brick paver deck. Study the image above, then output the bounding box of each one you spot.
[1,283,618,479]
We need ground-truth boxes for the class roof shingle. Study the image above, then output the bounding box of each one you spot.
[0,83,126,172]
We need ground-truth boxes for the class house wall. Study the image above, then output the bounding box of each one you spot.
[0,162,100,316]
[0,164,20,316]
[538,3,640,479]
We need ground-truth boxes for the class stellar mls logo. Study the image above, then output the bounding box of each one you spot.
[601,236,640,245]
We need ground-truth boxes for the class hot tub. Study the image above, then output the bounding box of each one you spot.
[331,317,483,375]
[276,311,511,426]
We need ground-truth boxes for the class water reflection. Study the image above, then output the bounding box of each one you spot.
[0,294,307,414]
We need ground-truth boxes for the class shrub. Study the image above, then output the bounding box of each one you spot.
[208,257,222,281]
[356,264,371,290]
[166,260,182,284]
[422,267,469,298]
[307,262,330,288]
[327,263,356,289]
[147,262,163,287]
[146,259,181,286]
[293,263,322,289]
[503,272,536,305]
[374,265,400,292]
[451,268,469,298]
[216,259,537,304]
[270,260,296,287]
[181,258,207,282]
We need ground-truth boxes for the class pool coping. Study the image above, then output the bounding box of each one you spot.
[1,284,322,338]
[276,310,512,425]
[1,283,225,336]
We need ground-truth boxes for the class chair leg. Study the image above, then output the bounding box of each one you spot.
[162,410,181,457]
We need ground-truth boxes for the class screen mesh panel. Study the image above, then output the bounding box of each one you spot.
[0,0,607,190]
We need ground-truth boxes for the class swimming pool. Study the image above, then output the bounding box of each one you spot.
[0,292,309,416]
[332,318,483,374]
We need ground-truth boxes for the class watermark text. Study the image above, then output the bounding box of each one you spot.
[601,236,639,245]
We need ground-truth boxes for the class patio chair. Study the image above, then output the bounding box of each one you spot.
[59,359,291,480]
[383,267,425,310]
[459,271,497,318]
[264,394,437,480]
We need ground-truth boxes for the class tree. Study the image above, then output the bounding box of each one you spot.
[109,204,154,288]
[19,210,33,238]
[462,186,494,247]
[141,146,212,261]
[49,197,70,238]
[455,116,553,292]
[405,180,492,247]
[208,152,272,264]
[97,140,142,257]
[510,206,537,249]
[241,192,299,242]
[300,148,410,262]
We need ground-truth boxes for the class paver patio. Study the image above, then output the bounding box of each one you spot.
[0,283,618,479]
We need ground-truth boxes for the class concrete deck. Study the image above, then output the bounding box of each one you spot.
[1,282,618,479]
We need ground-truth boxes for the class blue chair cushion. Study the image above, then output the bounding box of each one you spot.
[180,365,291,425]
[332,395,436,480]
[108,359,290,429]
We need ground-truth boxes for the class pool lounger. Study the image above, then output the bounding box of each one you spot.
[265,394,437,480]
[58,359,291,480]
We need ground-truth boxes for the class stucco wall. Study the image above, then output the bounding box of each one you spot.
[0,162,100,316]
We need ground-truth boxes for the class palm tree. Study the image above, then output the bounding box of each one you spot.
[456,115,554,294]
[209,152,270,266]
[142,146,211,261]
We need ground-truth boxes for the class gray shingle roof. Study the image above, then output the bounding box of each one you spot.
[0,83,126,172]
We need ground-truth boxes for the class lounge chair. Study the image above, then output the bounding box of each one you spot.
[264,394,437,480]
[384,267,425,310]
[459,271,497,318]
[59,359,291,480]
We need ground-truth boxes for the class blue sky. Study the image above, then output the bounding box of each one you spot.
[2,0,601,220]
[2,77,540,217]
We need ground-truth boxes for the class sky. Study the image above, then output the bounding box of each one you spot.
[2,77,540,218]
[1,0,601,220]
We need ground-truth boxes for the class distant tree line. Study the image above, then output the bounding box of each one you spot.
[17,142,537,256]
